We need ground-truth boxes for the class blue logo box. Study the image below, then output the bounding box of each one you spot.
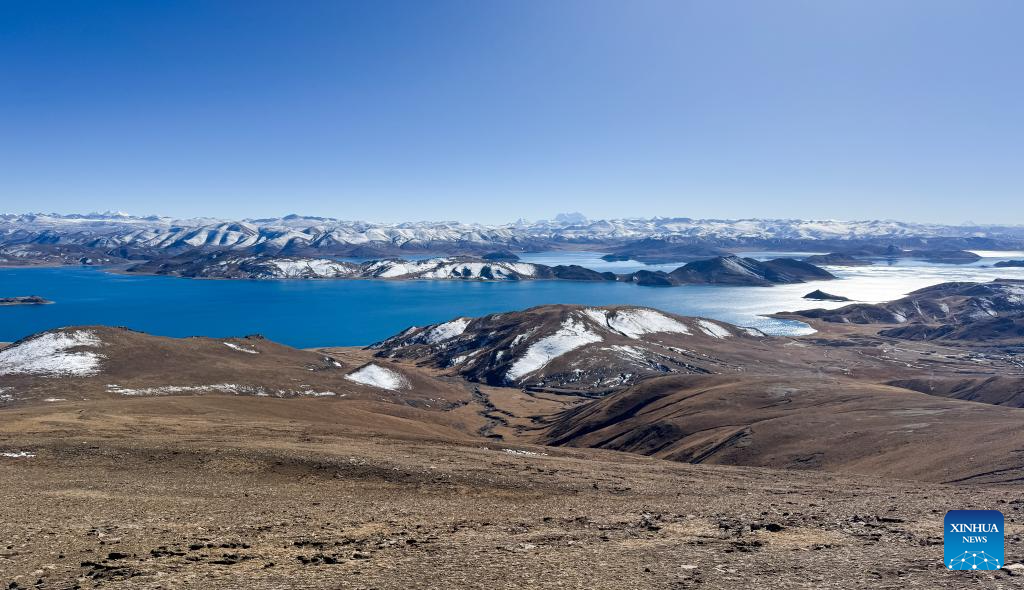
[944,510,1004,570]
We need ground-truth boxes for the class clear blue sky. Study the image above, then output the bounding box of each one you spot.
[2,1,1021,224]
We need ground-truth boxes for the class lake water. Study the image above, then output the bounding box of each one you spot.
[2,251,1023,348]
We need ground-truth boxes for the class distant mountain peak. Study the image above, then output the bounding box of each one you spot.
[554,212,588,225]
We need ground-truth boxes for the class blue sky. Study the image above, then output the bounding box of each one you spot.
[1,1,1021,224]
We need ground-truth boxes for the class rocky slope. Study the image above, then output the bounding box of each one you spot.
[372,305,766,393]
[374,301,1024,402]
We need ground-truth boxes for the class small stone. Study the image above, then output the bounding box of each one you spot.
[1001,563,1024,576]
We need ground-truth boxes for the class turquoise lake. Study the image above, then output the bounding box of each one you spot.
[3,251,1023,347]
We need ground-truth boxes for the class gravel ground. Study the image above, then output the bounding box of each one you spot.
[1,400,1022,589]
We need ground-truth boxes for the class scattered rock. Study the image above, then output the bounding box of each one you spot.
[1001,563,1024,576]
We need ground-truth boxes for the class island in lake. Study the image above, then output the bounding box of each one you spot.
[0,296,53,306]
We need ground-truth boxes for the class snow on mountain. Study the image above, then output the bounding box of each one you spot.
[4,213,1024,256]
[142,255,543,281]
[223,342,260,354]
[505,317,604,381]
[267,259,356,278]
[584,308,693,339]
[344,364,409,391]
[0,330,105,377]
[372,305,767,391]
[416,319,472,345]
[409,260,538,280]
[696,319,732,339]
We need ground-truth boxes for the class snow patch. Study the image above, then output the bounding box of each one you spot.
[421,261,534,280]
[506,318,603,381]
[268,259,355,278]
[510,328,538,348]
[604,345,649,362]
[503,448,548,456]
[421,318,470,344]
[720,256,759,277]
[696,319,731,339]
[296,388,338,397]
[449,349,481,367]
[106,383,335,397]
[345,364,409,391]
[0,330,104,377]
[224,342,259,354]
[604,309,690,339]
[580,308,609,326]
[1,451,35,458]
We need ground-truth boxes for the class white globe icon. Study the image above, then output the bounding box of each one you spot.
[947,551,1001,571]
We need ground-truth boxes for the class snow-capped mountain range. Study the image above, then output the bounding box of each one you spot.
[2,212,1023,257]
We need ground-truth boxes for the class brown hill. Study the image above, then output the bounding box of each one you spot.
[0,326,468,409]
[542,374,1024,484]
[886,375,1024,407]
